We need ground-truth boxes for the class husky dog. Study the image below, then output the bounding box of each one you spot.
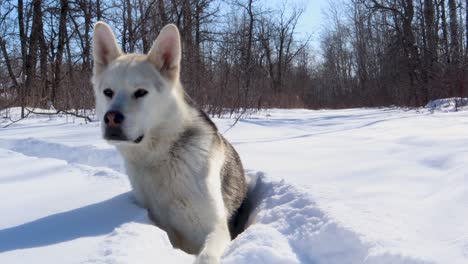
[91,22,247,263]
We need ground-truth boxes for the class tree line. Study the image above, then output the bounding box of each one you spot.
[0,0,311,118]
[1,0,468,119]
[315,0,468,108]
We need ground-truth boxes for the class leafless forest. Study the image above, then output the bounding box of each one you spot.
[1,0,468,119]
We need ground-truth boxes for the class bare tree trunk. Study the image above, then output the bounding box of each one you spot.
[449,0,460,64]
[96,0,102,21]
[182,0,196,97]
[122,2,127,52]
[52,0,68,106]
[17,0,26,117]
[38,19,48,106]
[158,0,168,25]
[402,0,420,104]
[24,0,44,109]
[0,37,19,88]
[243,0,254,106]
[126,0,135,52]
[423,0,436,101]
[83,0,92,72]
[441,0,450,63]
[466,0,468,59]
[65,32,74,109]
[139,0,149,52]
[425,0,437,63]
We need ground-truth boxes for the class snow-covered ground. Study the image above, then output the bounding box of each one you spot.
[426,97,468,112]
[0,107,467,264]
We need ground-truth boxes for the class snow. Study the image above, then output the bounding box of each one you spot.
[1,106,467,263]
[426,97,468,112]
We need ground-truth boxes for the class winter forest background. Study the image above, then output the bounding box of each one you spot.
[1,0,468,118]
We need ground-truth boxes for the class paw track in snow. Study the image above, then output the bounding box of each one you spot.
[0,138,124,172]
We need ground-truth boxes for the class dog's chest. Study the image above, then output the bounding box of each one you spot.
[126,156,214,249]
[131,160,204,209]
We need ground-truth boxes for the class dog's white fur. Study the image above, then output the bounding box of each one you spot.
[92,22,244,264]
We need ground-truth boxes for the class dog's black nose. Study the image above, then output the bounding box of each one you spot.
[104,111,125,127]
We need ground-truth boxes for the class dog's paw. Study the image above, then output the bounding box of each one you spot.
[193,252,219,264]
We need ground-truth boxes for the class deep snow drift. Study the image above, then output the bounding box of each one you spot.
[0,107,467,264]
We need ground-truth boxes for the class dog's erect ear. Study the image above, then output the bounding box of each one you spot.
[147,24,181,81]
[93,21,121,75]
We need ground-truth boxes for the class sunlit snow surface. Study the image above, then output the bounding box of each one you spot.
[0,107,467,264]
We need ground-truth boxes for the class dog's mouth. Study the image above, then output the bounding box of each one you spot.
[134,135,144,143]
[103,129,143,144]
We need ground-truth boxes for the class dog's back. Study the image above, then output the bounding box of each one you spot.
[196,109,248,237]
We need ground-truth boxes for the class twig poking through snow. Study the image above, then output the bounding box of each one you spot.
[2,108,93,128]
[24,108,93,123]
[223,108,247,134]
[3,110,32,128]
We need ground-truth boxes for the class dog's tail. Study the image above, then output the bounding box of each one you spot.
[228,171,264,239]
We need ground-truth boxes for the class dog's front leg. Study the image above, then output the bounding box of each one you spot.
[194,219,231,264]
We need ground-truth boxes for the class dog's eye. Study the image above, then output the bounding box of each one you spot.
[134,89,148,99]
[103,88,114,98]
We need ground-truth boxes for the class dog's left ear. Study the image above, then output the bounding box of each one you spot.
[147,24,181,81]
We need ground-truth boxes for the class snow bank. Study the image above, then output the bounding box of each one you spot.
[425,97,468,112]
[0,138,124,172]
[86,213,194,264]
[225,173,432,264]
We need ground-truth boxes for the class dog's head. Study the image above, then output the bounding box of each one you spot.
[91,22,181,145]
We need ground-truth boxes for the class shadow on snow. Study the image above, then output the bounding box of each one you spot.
[0,192,140,253]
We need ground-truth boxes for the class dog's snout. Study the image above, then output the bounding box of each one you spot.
[103,110,128,141]
[104,111,125,127]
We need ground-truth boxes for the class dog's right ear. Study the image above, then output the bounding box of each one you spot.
[92,22,121,75]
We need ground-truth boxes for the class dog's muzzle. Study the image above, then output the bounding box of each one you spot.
[103,110,127,141]
[103,111,144,143]
[104,127,128,141]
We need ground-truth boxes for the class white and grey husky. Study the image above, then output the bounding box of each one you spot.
[92,22,248,263]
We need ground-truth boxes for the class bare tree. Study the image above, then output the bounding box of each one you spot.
[4,0,468,120]
[449,0,460,64]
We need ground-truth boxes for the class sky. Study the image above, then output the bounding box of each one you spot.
[219,0,330,50]
[297,0,329,36]
[268,0,330,49]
